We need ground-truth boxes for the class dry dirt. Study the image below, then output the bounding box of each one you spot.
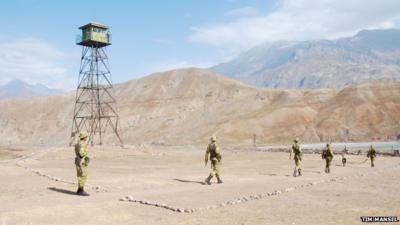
[1,146,399,225]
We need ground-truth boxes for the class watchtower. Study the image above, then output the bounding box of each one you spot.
[77,22,111,47]
[70,22,123,146]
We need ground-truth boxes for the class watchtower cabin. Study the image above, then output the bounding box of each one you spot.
[76,22,111,47]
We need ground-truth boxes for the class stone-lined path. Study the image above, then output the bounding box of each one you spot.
[120,164,400,214]
[4,147,400,215]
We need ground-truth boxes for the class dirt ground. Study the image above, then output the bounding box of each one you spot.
[0,146,399,225]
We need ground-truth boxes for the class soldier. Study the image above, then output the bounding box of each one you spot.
[204,136,222,185]
[341,154,347,167]
[290,138,302,177]
[75,132,90,196]
[342,146,348,167]
[322,143,334,173]
[366,144,376,167]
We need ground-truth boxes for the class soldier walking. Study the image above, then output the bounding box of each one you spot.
[367,144,377,167]
[204,136,222,185]
[74,132,90,196]
[342,146,348,167]
[341,154,347,167]
[290,138,302,177]
[322,143,334,173]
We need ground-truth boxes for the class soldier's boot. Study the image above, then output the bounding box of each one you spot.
[298,169,302,176]
[204,175,212,185]
[78,188,90,196]
[371,163,375,168]
[325,167,328,173]
[293,169,297,177]
[327,168,331,173]
[76,187,82,194]
[216,176,223,184]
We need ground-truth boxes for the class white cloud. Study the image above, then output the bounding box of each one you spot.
[0,38,75,90]
[189,0,400,57]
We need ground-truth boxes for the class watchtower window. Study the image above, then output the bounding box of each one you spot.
[89,28,105,33]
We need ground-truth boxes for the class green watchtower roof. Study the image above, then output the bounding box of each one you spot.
[77,22,111,47]
[79,22,109,30]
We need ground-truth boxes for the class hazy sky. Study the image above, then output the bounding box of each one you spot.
[0,0,400,90]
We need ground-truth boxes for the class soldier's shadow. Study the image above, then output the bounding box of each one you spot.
[47,187,77,196]
[173,179,204,185]
[259,173,278,176]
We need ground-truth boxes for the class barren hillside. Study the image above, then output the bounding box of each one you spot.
[0,68,399,146]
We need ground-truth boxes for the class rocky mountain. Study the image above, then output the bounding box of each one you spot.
[0,80,63,100]
[0,68,399,146]
[211,29,400,89]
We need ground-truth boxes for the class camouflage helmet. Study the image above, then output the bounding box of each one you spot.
[294,138,299,143]
[210,136,217,142]
[79,132,88,140]
[327,143,330,147]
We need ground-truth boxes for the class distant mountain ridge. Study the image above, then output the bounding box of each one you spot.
[0,80,63,100]
[211,29,400,89]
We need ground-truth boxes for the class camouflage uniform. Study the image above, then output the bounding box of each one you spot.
[367,145,376,167]
[204,136,222,185]
[290,138,302,177]
[322,144,334,173]
[75,133,90,196]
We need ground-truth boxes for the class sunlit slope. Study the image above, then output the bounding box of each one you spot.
[0,68,399,146]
